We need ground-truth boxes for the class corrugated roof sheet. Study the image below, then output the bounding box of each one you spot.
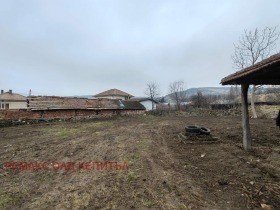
[221,53,280,85]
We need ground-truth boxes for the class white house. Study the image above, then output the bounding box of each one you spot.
[0,90,27,109]
[130,97,158,111]
[94,89,133,100]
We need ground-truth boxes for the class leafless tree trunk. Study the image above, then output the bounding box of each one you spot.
[250,85,257,118]
[227,86,236,104]
[232,26,280,118]
[168,80,187,111]
[144,82,160,110]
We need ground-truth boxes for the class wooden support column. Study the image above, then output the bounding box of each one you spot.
[241,84,251,150]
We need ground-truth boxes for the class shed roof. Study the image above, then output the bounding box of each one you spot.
[95,89,133,97]
[28,96,145,110]
[221,53,280,85]
[121,100,146,110]
[130,97,158,103]
[0,92,26,101]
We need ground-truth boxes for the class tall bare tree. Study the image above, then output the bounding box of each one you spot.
[190,91,205,108]
[168,80,187,110]
[227,86,239,105]
[232,26,280,118]
[144,82,160,110]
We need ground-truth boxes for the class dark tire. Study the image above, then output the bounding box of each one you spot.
[276,110,280,127]
[200,127,210,135]
[185,126,201,134]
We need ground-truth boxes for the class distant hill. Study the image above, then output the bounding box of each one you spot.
[164,87,232,101]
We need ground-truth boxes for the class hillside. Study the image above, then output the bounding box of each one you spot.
[164,87,231,101]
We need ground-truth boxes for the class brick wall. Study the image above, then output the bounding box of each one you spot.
[0,110,41,120]
[0,109,144,121]
[41,110,75,119]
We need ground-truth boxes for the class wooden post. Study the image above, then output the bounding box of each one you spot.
[241,84,251,150]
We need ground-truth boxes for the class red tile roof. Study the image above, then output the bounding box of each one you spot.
[95,89,133,97]
[0,92,26,101]
[28,96,145,110]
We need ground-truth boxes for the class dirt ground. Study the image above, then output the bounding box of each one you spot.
[0,114,280,210]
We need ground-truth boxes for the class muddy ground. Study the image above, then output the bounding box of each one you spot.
[0,114,280,210]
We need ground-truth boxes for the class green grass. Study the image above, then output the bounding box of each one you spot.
[123,154,140,166]
[0,192,24,209]
[80,121,113,130]
[0,195,12,209]
[127,171,140,182]
[44,121,113,139]
[138,138,149,150]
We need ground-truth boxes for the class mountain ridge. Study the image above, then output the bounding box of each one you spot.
[164,87,232,100]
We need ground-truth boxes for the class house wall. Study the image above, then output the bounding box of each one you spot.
[0,101,27,110]
[140,101,156,111]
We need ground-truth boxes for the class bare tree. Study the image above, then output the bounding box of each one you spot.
[144,82,160,110]
[168,80,187,110]
[190,91,202,108]
[227,86,239,105]
[190,91,213,108]
[232,26,280,118]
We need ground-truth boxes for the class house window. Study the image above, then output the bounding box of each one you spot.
[0,104,4,109]
[5,104,9,109]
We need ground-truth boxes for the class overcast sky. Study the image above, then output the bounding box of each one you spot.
[0,0,279,96]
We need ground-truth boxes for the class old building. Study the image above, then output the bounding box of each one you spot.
[0,90,27,109]
[94,89,133,100]
[0,96,145,121]
[130,97,158,111]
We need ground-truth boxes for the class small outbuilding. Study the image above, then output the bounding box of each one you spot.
[130,97,158,111]
[221,53,280,150]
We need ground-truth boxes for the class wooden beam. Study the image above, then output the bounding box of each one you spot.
[241,84,251,150]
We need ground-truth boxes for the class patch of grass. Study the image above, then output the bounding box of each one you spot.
[138,138,149,150]
[0,192,23,209]
[45,170,56,178]
[121,152,143,182]
[127,171,140,182]
[123,154,140,166]
[80,121,113,130]
[159,121,169,126]
[56,128,80,138]
[43,121,113,139]
[0,195,13,209]
[141,198,156,208]
[179,203,188,210]
[45,127,81,139]
[141,114,158,121]
[71,192,91,210]
[183,163,195,170]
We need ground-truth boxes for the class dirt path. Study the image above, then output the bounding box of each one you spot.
[0,115,279,209]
